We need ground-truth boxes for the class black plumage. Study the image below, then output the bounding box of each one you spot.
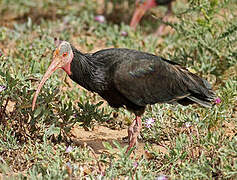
[32,41,216,152]
[155,0,174,5]
[70,47,215,113]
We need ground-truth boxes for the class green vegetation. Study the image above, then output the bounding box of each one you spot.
[0,0,236,179]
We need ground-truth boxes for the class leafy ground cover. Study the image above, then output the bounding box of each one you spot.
[0,0,236,179]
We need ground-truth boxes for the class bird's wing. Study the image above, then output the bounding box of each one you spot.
[114,56,194,106]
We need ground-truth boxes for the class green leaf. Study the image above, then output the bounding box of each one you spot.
[46,124,61,137]
[102,141,113,151]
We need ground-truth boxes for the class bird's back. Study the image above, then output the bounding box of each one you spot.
[71,48,216,112]
[91,48,216,108]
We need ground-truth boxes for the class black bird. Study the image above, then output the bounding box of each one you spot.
[130,0,175,35]
[32,40,217,152]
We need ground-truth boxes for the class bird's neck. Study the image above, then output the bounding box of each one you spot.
[69,46,96,91]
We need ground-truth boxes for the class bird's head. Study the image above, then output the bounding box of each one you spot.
[32,39,74,110]
[52,39,73,75]
[130,0,157,29]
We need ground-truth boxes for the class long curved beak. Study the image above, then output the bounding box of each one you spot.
[32,53,61,111]
[130,0,156,29]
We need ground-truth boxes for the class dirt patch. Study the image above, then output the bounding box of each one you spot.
[70,125,168,157]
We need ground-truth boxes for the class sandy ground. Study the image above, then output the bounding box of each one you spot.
[70,125,168,157]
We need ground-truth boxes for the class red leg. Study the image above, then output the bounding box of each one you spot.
[155,3,173,36]
[126,116,142,153]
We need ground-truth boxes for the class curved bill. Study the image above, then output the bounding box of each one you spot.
[130,0,156,29]
[32,55,61,111]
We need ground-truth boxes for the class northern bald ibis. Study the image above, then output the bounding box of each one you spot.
[32,39,217,152]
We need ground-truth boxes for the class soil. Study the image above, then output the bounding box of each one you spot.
[70,125,168,157]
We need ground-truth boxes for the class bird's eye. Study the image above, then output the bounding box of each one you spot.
[62,52,68,57]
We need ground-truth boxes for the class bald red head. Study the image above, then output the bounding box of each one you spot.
[32,41,73,110]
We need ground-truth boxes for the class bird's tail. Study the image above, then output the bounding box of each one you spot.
[178,71,218,108]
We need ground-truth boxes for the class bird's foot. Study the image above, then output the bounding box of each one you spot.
[155,4,173,36]
[155,25,166,36]
[126,116,142,153]
[122,134,142,143]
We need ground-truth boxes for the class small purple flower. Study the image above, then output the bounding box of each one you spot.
[145,118,155,128]
[133,161,138,168]
[0,85,6,92]
[65,146,73,153]
[156,175,168,180]
[214,97,221,104]
[94,15,106,23]
[184,122,192,128]
[120,31,128,37]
